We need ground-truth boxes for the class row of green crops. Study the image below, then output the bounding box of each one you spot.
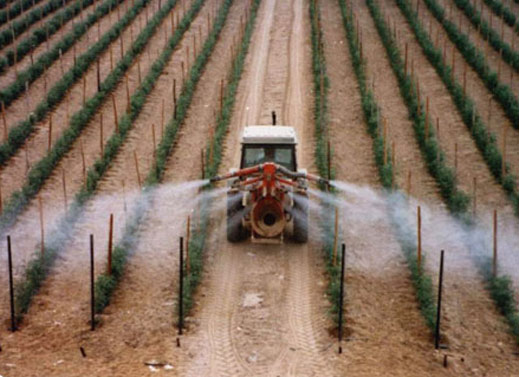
[402,0,519,214]
[310,0,344,321]
[177,0,260,321]
[93,0,225,314]
[0,0,97,73]
[12,0,201,319]
[0,0,124,108]
[482,0,519,28]
[0,0,74,46]
[0,0,146,233]
[395,0,519,344]
[435,0,519,128]
[0,0,46,26]
[338,0,437,331]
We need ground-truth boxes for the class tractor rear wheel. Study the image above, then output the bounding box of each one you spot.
[227,191,247,242]
[293,193,308,243]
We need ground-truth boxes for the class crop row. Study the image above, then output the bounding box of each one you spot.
[414,0,519,213]
[337,0,437,330]
[482,0,519,28]
[0,0,124,111]
[395,0,519,344]
[177,0,259,320]
[0,0,97,73]
[0,0,145,233]
[443,0,519,129]
[13,0,190,318]
[0,0,46,26]
[93,0,215,313]
[0,0,74,47]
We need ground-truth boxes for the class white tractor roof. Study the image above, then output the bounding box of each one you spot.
[241,126,297,144]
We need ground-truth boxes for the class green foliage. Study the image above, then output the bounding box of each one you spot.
[421,0,519,214]
[178,0,261,321]
[482,0,518,28]
[0,0,97,73]
[0,0,147,231]
[338,0,438,332]
[0,0,46,27]
[12,0,190,320]
[0,0,124,108]
[398,0,519,344]
[93,0,236,315]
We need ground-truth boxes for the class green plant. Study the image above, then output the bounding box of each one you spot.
[0,0,47,27]
[0,0,147,231]
[12,0,198,319]
[338,0,437,331]
[0,0,98,73]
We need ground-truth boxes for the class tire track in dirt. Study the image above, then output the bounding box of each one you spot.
[375,1,519,374]
[0,0,100,77]
[180,0,337,375]
[417,0,519,187]
[1,3,244,374]
[320,1,455,375]
[0,0,206,345]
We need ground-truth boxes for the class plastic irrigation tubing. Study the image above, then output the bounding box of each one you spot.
[0,0,46,26]
[0,0,75,44]
[13,0,201,317]
[0,0,149,231]
[0,0,97,72]
[0,0,129,167]
[0,0,125,109]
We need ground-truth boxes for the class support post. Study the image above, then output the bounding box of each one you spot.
[417,206,422,269]
[178,237,184,335]
[107,214,113,275]
[332,207,339,266]
[185,216,190,276]
[38,196,44,256]
[435,250,445,350]
[90,234,95,331]
[338,243,345,354]
[493,209,497,278]
[7,236,16,332]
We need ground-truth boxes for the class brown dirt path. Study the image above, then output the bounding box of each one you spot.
[177,0,341,375]
[0,1,242,375]
[0,0,201,343]
[418,0,519,185]
[0,0,167,213]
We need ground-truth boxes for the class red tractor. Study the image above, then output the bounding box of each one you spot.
[210,126,328,243]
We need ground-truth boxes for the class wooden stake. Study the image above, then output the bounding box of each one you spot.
[332,207,339,266]
[451,45,456,81]
[201,149,205,179]
[62,169,67,210]
[454,142,458,177]
[80,139,86,184]
[493,209,497,277]
[181,61,185,86]
[383,118,388,165]
[404,43,409,75]
[125,75,131,114]
[161,99,165,137]
[2,101,7,142]
[502,125,508,177]
[134,150,141,189]
[112,94,119,132]
[185,216,190,276]
[48,115,53,151]
[472,176,477,217]
[488,96,492,130]
[97,58,101,92]
[83,76,87,106]
[407,170,412,196]
[425,97,430,140]
[110,47,114,71]
[463,62,467,96]
[220,79,224,112]
[173,79,177,119]
[417,205,422,270]
[151,123,156,156]
[39,196,44,256]
[107,213,113,275]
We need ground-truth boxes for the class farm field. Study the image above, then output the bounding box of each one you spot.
[0,0,518,376]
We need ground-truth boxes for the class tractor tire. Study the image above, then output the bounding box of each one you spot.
[293,193,308,243]
[227,191,247,242]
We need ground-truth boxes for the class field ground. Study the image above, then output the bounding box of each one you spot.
[0,0,518,376]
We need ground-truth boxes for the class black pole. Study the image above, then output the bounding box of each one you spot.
[90,234,95,331]
[435,249,445,349]
[7,236,16,332]
[178,236,184,335]
[272,111,276,125]
[338,243,345,354]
